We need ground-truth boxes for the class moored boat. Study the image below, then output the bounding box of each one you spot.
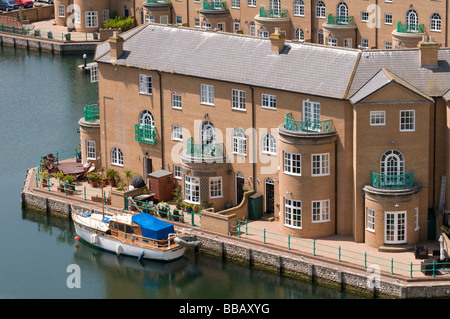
[72,208,186,261]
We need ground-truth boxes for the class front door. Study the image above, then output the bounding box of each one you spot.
[265,178,274,214]
[236,172,245,205]
[385,211,407,244]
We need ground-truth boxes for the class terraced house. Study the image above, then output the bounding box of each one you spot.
[55,0,450,48]
[79,23,450,250]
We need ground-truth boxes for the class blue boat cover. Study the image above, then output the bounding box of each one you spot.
[132,213,174,240]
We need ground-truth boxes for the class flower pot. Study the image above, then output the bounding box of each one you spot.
[90,180,99,188]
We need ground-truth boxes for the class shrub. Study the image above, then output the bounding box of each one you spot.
[104,16,135,31]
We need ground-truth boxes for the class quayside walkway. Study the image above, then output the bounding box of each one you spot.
[23,156,450,284]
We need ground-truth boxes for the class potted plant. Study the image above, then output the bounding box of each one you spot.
[53,172,64,192]
[39,169,49,188]
[173,202,185,222]
[117,182,127,191]
[106,168,119,187]
[185,203,193,213]
[63,174,76,195]
[158,201,169,218]
[192,204,200,214]
[88,172,101,187]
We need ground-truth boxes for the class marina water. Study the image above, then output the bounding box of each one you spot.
[0,45,366,299]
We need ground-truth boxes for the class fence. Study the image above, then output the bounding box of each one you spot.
[237,220,450,278]
[0,24,100,42]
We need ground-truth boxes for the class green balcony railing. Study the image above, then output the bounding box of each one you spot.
[84,104,99,123]
[186,137,224,158]
[370,171,414,190]
[397,22,425,33]
[135,124,156,145]
[327,14,354,25]
[259,7,288,18]
[284,113,335,133]
[146,0,170,3]
[202,1,228,10]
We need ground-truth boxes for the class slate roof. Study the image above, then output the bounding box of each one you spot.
[95,24,450,102]
[350,68,434,104]
[348,49,450,99]
[95,24,360,100]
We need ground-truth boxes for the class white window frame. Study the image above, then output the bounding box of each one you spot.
[258,30,269,38]
[111,147,123,167]
[262,133,277,155]
[384,13,392,25]
[232,89,246,111]
[194,18,200,27]
[303,99,320,122]
[209,177,223,198]
[343,38,352,48]
[293,0,304,16]
[176,16,182,25]
[172,94,182,109]
[312,200,330,222]
[172,125,183,141]
[146,15,155,23]
[327,37,337,46]
[75,11,81,24]
[247,0,256,6]
[284,198,302,228]
[385,211,407,244]
[231,0,240,8]
[139,74,152,95]
[311,153,330,176]
[431,13,441,32]
[400,110,415,132]
[361,11,369,22]
[160,15,169,24]
[384,41,392,49]
[102,9,109,23]
[283,151,301,176]
[232,128,247,156]
[361,38,369,48]
[370,111,386,126]
[174,165,182,180]
[58,5,65,18]
[262,93,276,110]
[366,208,375,232]
[295,28,304,41]
[316,1,326,18]
[249,22,255,36]
[202,21,212,30]
[90,64,98,83]
[86,140,96,160]
[217,22,225,31]
[185,175,200,204]
[201,84,214,105]
[85,11,98,28]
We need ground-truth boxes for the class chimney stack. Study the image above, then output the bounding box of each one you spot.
[418,35,439,68]
[109,31,124,61]
[270,27,286,55]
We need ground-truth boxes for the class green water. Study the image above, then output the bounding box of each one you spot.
[0,45,367,300]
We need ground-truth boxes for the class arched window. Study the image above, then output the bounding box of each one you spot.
[337,2,348,17]
[270,0,281,15]
[406,9,418,31]
[431,13,441,31]
[111,147,123,166]
[249,22,255,36]
[139,110,154,127]
[201,121,216,146]
[380,150,405,187]
[232,128,246,155]
[294,28,304,41]
[316,1,325,18]
[262,134,277,155]
[293,0,304,16]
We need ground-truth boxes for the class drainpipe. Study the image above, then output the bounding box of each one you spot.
[375,0,378,48]
[446,0,448,47]
[251,86,256,191]
[335,139,338,235]
[158,71,165,170]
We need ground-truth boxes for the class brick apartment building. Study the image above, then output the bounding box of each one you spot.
[55,0,450,48]
[78,23,450,250]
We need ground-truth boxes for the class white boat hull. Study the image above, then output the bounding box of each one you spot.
[74,222,185,262]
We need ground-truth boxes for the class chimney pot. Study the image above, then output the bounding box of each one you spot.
[109,32,124,61]
[418,35,439,68]
[270,28,286,55]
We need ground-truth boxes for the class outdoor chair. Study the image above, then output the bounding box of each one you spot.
[47,153,58,164]
[415,245,429,259]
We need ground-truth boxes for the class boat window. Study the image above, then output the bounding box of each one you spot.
[126,225,134,234]
[109,221,117,229]
[118,223,125,232]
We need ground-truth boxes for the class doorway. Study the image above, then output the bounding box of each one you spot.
[265,178,274,214]
[144,158,153,178]
[384,211,407,244]
[236,172,244,205]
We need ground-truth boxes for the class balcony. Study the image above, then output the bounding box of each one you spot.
[327,14,354,25]
[84,104,99,123]
[135,124,156,145]
[284,113,335,133]
[259,8,288,18]
[201,1,228,11]
[397,22,425,33]
[370,171,414,190]
[143,0,171,9]
[186,137,224,158]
